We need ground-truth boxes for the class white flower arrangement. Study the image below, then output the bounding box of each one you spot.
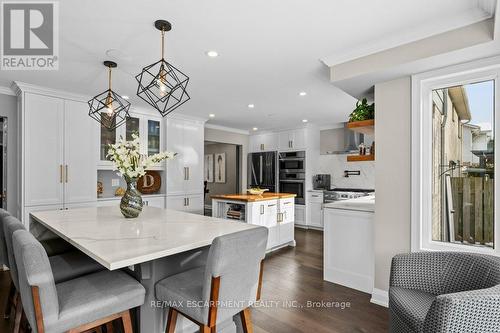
[107,134,176,180]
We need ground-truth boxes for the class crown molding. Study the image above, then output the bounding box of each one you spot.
[11,81,91,102]
[166,112,207,124]
[205,123,249,135]
[0,86,15,96]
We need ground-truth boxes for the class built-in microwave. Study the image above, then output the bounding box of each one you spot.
[279,151,305,172]
[279,179,305,205]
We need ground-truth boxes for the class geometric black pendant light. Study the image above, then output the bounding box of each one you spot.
[135,20,190,117]
[88,61,131,130]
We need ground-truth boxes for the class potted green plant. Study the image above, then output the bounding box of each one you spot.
[348,98,374,122]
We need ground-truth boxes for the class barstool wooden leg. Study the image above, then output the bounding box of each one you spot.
[105,321,114,333]
[165,308,178,333]
[199,325,210,333]
[4,281,15,319]
[13,293,23,333]
[239,308,253,333]
[121,310,133,333]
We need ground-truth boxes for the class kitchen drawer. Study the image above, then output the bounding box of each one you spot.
[308,191,324,203]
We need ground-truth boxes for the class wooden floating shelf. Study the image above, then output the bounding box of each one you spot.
[347,155,375,162]
[346,119,374,136]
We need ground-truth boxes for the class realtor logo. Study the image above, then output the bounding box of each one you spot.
[1,1,59,70]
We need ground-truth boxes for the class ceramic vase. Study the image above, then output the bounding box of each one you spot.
[120,176,143,218]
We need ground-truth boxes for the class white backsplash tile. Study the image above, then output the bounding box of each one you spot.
[318,154,375,189]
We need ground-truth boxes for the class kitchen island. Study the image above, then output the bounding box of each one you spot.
[212,193,296,250]
[323,195,375,294]
[29,206,259,333]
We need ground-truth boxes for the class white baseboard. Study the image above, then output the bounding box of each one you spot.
[371,288,389,308]
[324,267,373,294]
[294,224,323,231]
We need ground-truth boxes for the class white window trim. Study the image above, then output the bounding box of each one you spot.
[411,55,500,255]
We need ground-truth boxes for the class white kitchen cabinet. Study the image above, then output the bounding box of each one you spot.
[279,197,295,224]
[165,118,185,194]
[21,91,97,222]
[277,197,295,247]
[323,207,374,293]
[166,117,204,196]
[245,200,279,248]
[294,204,306,226]
[249,133,278,152]
[212,197,295,250]
[98,111,164,167]
[97,195,166,209]
[185,194,204,214]
[166,194,203,215]
[24,93,65,207]
[182,121,204,193]
[309,202,324,229]
[143,196,166,208]
[264,201,279,248]
[278,128,306,151]
[64,100,97,204]
[307,191,324,229]
[165,195,186,211]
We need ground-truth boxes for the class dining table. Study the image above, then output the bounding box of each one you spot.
[29,205,260,333]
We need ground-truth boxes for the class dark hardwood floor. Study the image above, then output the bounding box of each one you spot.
[253,228,388,333]
[0,228,388,333]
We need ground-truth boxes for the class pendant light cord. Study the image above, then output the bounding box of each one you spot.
[161,29,165,60]
[108,65,112,90]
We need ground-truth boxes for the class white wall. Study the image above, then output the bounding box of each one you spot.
[374,77,412,293]
[318,154,374,189]
[204,126,249,191]
[204,143,239,204]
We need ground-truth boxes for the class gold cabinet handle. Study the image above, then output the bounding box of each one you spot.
[59,165,63,183]
[65,165,68,183]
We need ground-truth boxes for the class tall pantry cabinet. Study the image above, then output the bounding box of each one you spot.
[13,83,97,226]
[165,115,205,214]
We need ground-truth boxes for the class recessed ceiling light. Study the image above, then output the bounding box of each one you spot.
[299,91,307,96]
[209,113,215,118]
[206,50,219,57]
[302,119,308,123]
[121,95,129,100]
[252,127,258,131]
[248,104,255,109]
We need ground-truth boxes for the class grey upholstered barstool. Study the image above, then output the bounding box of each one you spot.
[4,216,105,332]
[155,227,268,333]
[13,229,146,333]
[389,252,500,333]
[0,208,10,266]
[1,210,76,322]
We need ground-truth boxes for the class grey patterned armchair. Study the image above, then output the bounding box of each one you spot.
[389,252,500,333]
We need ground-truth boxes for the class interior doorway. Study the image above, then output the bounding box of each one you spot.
[0,118,7,210]
[203,141,242,216]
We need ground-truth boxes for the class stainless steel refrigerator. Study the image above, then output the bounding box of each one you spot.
[248,151,278,192]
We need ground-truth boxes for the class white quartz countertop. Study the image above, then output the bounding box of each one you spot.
[30,206,258,270]
[323,195,375,212]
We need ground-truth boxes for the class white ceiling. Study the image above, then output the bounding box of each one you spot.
[0,0,495,131]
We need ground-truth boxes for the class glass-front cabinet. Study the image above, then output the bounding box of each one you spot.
[99,113,116,161]
[98,111,163,167]
[126,116,140,141]
[148,119,161,156]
